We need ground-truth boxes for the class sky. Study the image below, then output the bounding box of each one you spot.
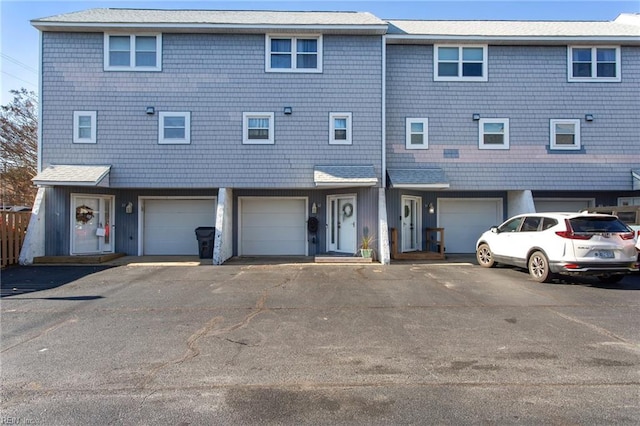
[1,0,639,105]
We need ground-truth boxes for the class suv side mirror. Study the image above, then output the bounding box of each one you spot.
[491,226,499,234]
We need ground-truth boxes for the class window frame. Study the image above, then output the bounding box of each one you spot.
[478,118,510,150]
[329,112,353,145]
[550,119,581,151]
[567,46,621,82]
[405,118,429,150]
[158,112,191,145]
[73,111,97,144]
[104,33,162,71]
[243,112,275,145]
[434,44,488,82]
[265,35,323,73]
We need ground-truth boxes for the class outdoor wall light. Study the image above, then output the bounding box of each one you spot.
[472,113,481,121]
[585,114,594,121]
[283,106,293,115]
[146,106,155,115]
[428,202,435,214]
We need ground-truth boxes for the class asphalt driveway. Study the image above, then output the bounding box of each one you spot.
[1,260,639,425]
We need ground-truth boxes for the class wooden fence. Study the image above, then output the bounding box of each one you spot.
[1,212,31,268]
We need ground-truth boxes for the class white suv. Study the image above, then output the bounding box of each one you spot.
[476,212,639,283]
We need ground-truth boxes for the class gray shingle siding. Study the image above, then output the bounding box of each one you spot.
[386,44,640,191]
[41,32,383,189]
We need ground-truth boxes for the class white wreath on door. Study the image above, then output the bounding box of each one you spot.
[342,202,353,218]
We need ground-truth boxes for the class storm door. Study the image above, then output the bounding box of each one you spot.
[402,196,422,252]
[71,194,115,255]
[327,195,357,253]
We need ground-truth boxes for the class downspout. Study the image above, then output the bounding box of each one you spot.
[381,34,386,190]
[37,30,43,173]
[378,34,391,265]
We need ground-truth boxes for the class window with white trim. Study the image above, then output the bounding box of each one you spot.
[73,111,97,144]
[243,112,274,144]
[266,35,322,72]
[479,118,509,150]
[434,45,487,81]
[568,46,620,82]
[159,112,190,144]
[104,34,162,71]
[405,118,428,149]
[329,113,352,145]
[550,119,581,150]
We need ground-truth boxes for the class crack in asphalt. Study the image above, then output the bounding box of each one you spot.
[547,308,640,352]
[136,281,279,390]
[1,316,78,353]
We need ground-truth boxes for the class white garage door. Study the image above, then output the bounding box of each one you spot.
[535,199,592,213]
[143,199,216,255]
[240,198,307,256]
[438,199,503,254]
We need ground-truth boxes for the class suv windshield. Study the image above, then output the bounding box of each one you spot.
[569,217,630,233]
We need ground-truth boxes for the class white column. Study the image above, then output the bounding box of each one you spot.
[213,188,233,265]
[507,190,536,218]
[378,188,390,265]
[19,187,46,265]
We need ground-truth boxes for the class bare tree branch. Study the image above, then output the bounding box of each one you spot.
[1,88,38,207]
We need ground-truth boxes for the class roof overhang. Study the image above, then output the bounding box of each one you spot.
[387,168,450,190]
[31,21,389,35]
[32,165,111,187]
[385,34,640,46]
[314,165,378,188]
[633,169,640,191]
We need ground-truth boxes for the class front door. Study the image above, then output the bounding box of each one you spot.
[327,195,357,253]
[71,194,114,255]
[402,196,421,252]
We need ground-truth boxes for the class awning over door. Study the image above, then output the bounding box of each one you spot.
[633,169,640,191]
[314,165,377,187]
[387,168,449,189]
[32,165,111,187]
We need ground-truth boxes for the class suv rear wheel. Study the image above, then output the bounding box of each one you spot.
[476,243,495,268]
[528,251,553,283]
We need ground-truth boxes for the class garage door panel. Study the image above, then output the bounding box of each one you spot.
[144,199,215,255]
[242,212,304,227]
[439,199,502,254]
[243,226,305,241]
[241,198,306,256]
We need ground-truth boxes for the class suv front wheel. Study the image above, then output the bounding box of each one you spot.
[528,251,553,283]
[476,243,495,268]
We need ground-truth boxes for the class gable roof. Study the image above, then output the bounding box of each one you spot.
[31,8,388,34]
[387,19,640,44]
[314,165,378,187]
[32,165,111,187]
[387,168,449,189]
[31,8,640,42]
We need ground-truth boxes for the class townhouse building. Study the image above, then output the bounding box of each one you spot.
[21,9,639,264]
[385,15,640,254]
[24,9,388,264]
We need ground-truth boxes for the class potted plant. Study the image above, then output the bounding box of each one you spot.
[360,234,375,258]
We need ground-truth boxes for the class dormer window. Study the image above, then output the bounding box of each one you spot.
[104,34,162,71]
[266,35,322,73]
[434,45,488,82]
[568,46,620,82]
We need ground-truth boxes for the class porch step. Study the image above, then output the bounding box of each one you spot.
[314,256,373,263]
[392,251,446,261]
[33,253,125,264]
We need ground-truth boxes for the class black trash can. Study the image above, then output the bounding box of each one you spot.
[195,227,215,259]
